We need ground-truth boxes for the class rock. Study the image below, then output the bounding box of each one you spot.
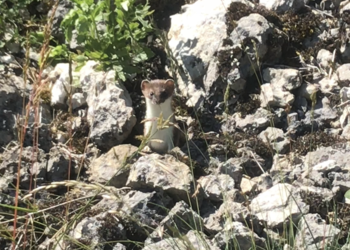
[342,123,350,139]
[167,0,252,108]
[251,173,274,193]
[240,176,257,194]
[340,87,350,103]
[298,83,319,101]
[312,159,341,173]
[318,77,338,94]
[47,145,80,182]
[81,64,136,150]
[258,127,290,154]
[317,49,333,71]
[49,0,73,42]
[224,108,274,134]
[204,192,260,235]
[332,172,350,192]
[70,212,126,250]
[260,0,304,14]
[212,221,266,250]
[143,238,186,250]
[305,144,350,174]
[230,13,277,87]
[0,146,47,189]
[334,63,350,87]
[0,54,15,64]
[88,144,138,188]
[0,173,13,192]
[263,68,302,91]
[126,154,193,201]
[94,190,171,237]
[197,174,235,202]
[250,183,309,228]
[217,158,243,187]
[303,97,337,128]
[184,230,219,250]
[0,75,30,150]
[295,213,340,250]
[297,184,337,215]
[70,93,87,110]
[146,201,203,244]
[113,243,126,250]
[230,13,272,60]
[50,63,77,107]
[260,83,295,108]
[270,153,303,180]
[24,104,53,152]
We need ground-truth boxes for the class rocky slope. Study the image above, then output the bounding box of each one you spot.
[1,0,350,249]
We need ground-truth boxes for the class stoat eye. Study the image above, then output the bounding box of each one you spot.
[150,92,154,97]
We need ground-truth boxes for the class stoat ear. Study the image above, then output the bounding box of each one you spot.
[141,80,150,91]
[165,79,175,91]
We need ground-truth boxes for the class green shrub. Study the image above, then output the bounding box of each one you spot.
[61,0,154,80]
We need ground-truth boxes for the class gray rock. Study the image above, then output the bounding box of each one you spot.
[334,64,350,87]
[332,172,350,191]
[260,0,304,14]
[0,173,12,192]
[212,221,266,250]
[305,144,350,173]
[317,49,333,71]
[185,230,220,250]
[250,183,309,228]
[250,173,274,193]
[47,145,79,182]
[126,154,193,201]
[342,124,350,139]
[230,14,272,61]
[71,212,126,250]
[88,144,138,188]
[295,213,340,250]
[0,146,47,189]
[230,13,276,86]
[49,0,73,42]
[303,97,337,127]
[0,55,15,64]
[112,243,126,250]
[224,108,274,134]
[312,160,341,173]
[204,191,260,235]
[340,87,350,103]
[217,158,243,187]
[143,238,186,250]
[270,153,303,178]
[240,176,257,194]
[258,127,290,154]
[94,190,171,237]
[146,201,203,244]
[263,68,302,91]
[298,83,319,101]
[81,65,136,150]
[197,174,235,202]
[260,83,295,108]
[70,93,87,110]
[0,75,31,150]
[167,0,252,108]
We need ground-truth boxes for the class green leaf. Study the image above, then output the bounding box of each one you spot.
[121,1,129,11]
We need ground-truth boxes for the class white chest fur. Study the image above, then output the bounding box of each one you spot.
[144,98,174,153]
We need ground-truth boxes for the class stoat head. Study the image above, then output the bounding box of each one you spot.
[141,79,175,105]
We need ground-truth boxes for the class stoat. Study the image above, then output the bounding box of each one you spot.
[141,79,176,154]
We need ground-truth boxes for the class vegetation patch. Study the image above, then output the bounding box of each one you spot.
[291,130,346,156]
